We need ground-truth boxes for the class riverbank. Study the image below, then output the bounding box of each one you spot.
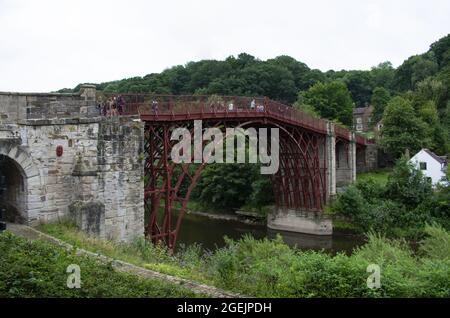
[36,221,450,297]
[182,202,367,238]
[175,208,366,254]
[329,160,450,240]
[186,210,266,225]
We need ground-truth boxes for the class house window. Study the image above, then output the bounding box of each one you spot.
[356,117,362,124]
[419,162,427,170]
[356,124,363,131]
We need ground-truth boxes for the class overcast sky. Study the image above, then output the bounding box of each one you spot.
[0,0,449,92]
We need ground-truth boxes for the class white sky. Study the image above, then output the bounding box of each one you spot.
[0,0,449,92]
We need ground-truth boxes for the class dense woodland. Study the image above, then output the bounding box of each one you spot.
[60,34,450,212]
[61,34,450,156]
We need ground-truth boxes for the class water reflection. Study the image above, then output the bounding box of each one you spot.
[267,228,333,251]
[176,212,364,254]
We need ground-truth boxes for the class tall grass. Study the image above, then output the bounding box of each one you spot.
[0,232,202,298]
[38,222,450,298]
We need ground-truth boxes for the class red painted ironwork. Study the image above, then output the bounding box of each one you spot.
[355,134,367,145]
[103,94,369,251]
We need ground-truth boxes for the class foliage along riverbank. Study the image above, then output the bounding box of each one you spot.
[328,157,450,239]
[38,222,450,298]
[0,232,202,298]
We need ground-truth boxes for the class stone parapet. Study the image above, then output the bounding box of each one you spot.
[0,84,98,124]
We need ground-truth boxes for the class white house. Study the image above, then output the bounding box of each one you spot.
[409,149,448,186]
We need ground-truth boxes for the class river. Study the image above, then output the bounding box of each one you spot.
[176,212,365,254]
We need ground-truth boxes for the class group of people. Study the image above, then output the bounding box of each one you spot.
[96,96,265,117]
[227,99,265,112]
[250,99,265,112]
[209,99,265,112]
[98,95,126,117]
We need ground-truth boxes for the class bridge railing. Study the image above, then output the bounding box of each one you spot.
[264,99,327,133]
[103,94,328,133]
[120,94,266,114]
[100,93,367,144]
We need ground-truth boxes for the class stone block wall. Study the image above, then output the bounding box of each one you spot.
[0,86,145,242]
[21,119,100,223]
[0,85,98,124]
[335,140,354,188]
[90,118,144,242]
[0,95,27,123]
[69,201,106,239]
[22,117,145,242]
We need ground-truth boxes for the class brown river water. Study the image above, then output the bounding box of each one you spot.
[176,212,365,254]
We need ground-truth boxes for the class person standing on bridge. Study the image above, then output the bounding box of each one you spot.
[96,97,104,116]
[228,101,234,111]
[117,95,125,115]
[256,104,264,112]
[105,98,114,117]
[152,100,159,115]
[111,97,119,117]
[250,99,256,110]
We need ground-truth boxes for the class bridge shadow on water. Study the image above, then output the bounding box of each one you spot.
[175,211,365,255]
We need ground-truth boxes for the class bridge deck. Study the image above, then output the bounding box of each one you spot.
[104,94,368,145]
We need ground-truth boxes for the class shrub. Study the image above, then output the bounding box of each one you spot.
[415,258,450,297]
[355,178,385,203]
[204,228,450,297]
[352,233,421,297]
[330,185,369,219]
[331,156,446,236]
[37,221,450,298]
[419,224,450,260]
[355,200,402,233]
[385,157,433,209]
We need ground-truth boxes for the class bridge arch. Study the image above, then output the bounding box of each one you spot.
[0,145,43,223]
[143,118,327,250]
[112,93,367,251]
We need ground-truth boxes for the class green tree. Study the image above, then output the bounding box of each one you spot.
[385,157,433,210]
[193,164,259,210]
[436,66,450,114]
[293,99,319,117]
[415,100,450,154]
[379,97,430,158]
[267,55,312,91]
[240,63,298,103]
[394,54,438,91]
[370,61,395,90]
[430,33,450,68]
[246,175,274,208]
[342,71,374,108]
[415,77,447,110]
[442,102,450,137]
[371,87,391,124]
[297,81,354,126]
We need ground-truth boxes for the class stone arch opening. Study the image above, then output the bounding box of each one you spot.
[335,140,348,169]
[356,144,367,173]
[335,140,351,188]
[0,154,27,223]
